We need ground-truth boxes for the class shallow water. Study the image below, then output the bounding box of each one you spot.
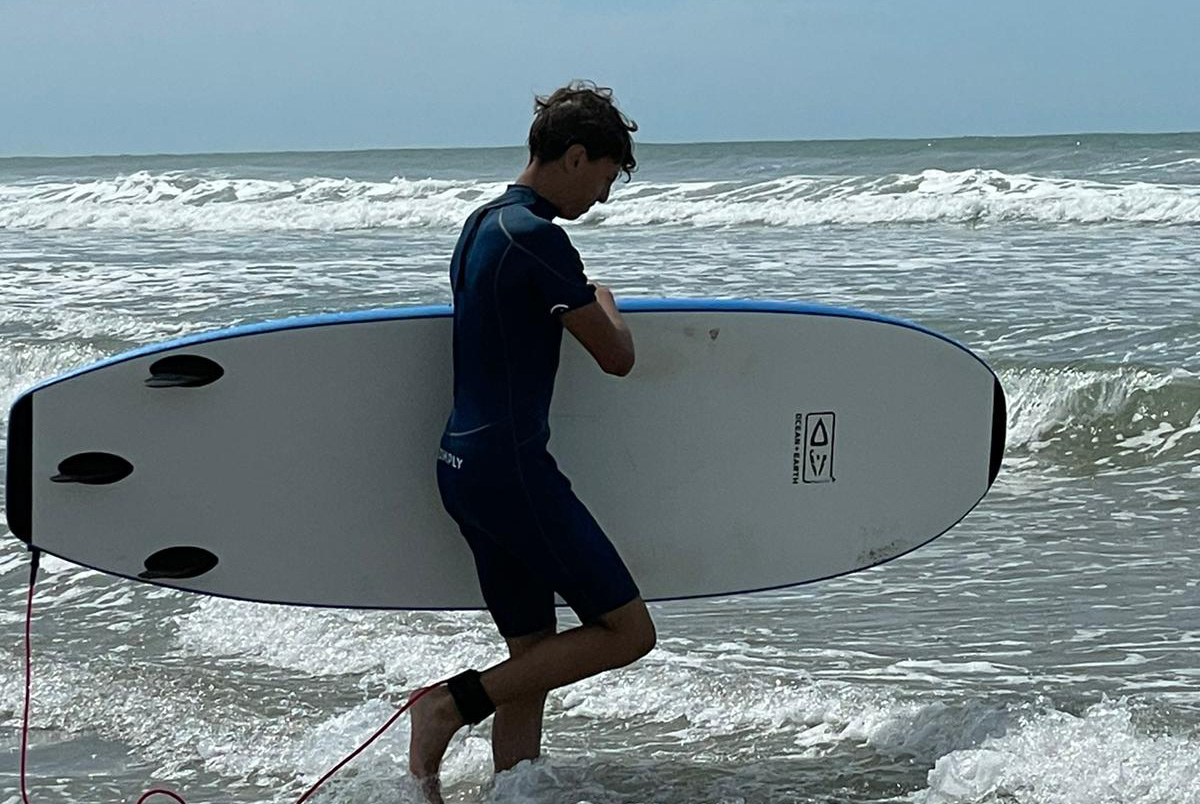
[2,134,1199,803]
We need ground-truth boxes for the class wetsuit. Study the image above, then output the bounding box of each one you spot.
[436,184,640,638]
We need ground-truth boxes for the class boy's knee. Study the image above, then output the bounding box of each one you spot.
[630,617,656,660]
[617,604,656,661]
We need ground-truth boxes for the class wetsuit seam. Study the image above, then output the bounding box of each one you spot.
[446,421,504,437]
[491,231,592,613]
[498,207,588,286]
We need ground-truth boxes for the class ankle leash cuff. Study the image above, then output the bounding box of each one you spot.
[446,669,495,725]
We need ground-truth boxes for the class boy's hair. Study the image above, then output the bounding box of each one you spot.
[528,80,637,181]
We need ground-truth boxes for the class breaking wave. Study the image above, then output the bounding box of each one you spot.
[1000,363,1200,471]
[3,169,1200,231]
[915,700,1200,804]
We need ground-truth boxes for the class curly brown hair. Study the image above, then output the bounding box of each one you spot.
[528,80,638,181]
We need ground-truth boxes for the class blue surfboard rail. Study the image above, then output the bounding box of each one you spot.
[10,298,995,398]
[3,299,1007,551]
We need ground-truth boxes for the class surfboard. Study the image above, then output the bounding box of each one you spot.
[4,300,1005,609]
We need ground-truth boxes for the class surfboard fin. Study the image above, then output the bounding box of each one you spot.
[50,452,134,485]
[144,354,224,388]
[139,546,219,580]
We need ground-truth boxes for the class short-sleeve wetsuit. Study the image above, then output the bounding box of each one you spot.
[436,184,640,638]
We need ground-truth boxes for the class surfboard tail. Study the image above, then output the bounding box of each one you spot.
[5,393,33,544]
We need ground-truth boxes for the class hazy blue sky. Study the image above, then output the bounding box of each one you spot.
[3,0,1198,156]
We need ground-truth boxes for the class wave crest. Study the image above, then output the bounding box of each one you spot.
[0,171,501,231]
[1000,364,1200,471]
[3,168,1199,231]
[917,700,1200,804]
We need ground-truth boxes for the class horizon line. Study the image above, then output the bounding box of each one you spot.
[2,128,1198,162]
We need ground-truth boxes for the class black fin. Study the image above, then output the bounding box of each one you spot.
[139,546,219,580]
[51,452,134,485]
[145,354,224,388]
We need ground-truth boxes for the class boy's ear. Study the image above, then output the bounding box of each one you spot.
[563,143,589,171]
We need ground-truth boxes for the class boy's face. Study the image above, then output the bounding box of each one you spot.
[560,150,622,220]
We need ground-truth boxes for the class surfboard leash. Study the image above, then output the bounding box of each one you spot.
[19,548,39,804]
[18,548,447,804]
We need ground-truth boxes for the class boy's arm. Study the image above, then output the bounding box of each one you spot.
[562,284,635,376]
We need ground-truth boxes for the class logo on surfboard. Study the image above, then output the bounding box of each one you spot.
[792,412,836,484]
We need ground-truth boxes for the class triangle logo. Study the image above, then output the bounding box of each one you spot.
[811,420,829,447]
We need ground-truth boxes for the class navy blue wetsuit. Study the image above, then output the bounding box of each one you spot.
[437,184,640,638]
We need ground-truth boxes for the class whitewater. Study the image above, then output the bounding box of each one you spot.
[2,133,1198,803]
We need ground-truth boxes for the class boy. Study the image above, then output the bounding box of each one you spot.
[409,82,656,801]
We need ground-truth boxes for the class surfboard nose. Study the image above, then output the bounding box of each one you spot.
[989,376,1007,487]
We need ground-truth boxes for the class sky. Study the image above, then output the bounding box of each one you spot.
[2,0,1199,157]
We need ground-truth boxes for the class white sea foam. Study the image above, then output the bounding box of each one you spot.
[999,365,1200,465]
[7,586,1196,804]
[164,598,1020,775]
[915,699,1200,804]
[173,595,505,681]
[3,169,1200,231]
[606,169,1200,227]
[0,640,1008,803]
[0,172,503,232]
[1002,365,1174,449]
[0,341,107,423]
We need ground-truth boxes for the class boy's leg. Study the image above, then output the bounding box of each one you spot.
[492,625,556,772]
[409,598,655,785]
[483,598,654,702]
[417,448,650,797]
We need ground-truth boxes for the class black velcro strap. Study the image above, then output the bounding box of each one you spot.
[446,669,495,725]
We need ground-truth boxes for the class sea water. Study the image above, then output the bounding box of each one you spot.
[1,134,1198,803]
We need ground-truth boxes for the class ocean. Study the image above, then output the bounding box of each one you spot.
[1,133,1198,804]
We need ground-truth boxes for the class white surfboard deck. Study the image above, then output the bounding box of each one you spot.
[5,300,1005,609]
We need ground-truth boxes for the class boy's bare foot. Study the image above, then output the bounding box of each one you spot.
[415,774,444,804]
[408,685,465,802]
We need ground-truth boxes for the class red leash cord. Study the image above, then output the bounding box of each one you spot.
[19,549,39,804]
[20,550,444,804]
